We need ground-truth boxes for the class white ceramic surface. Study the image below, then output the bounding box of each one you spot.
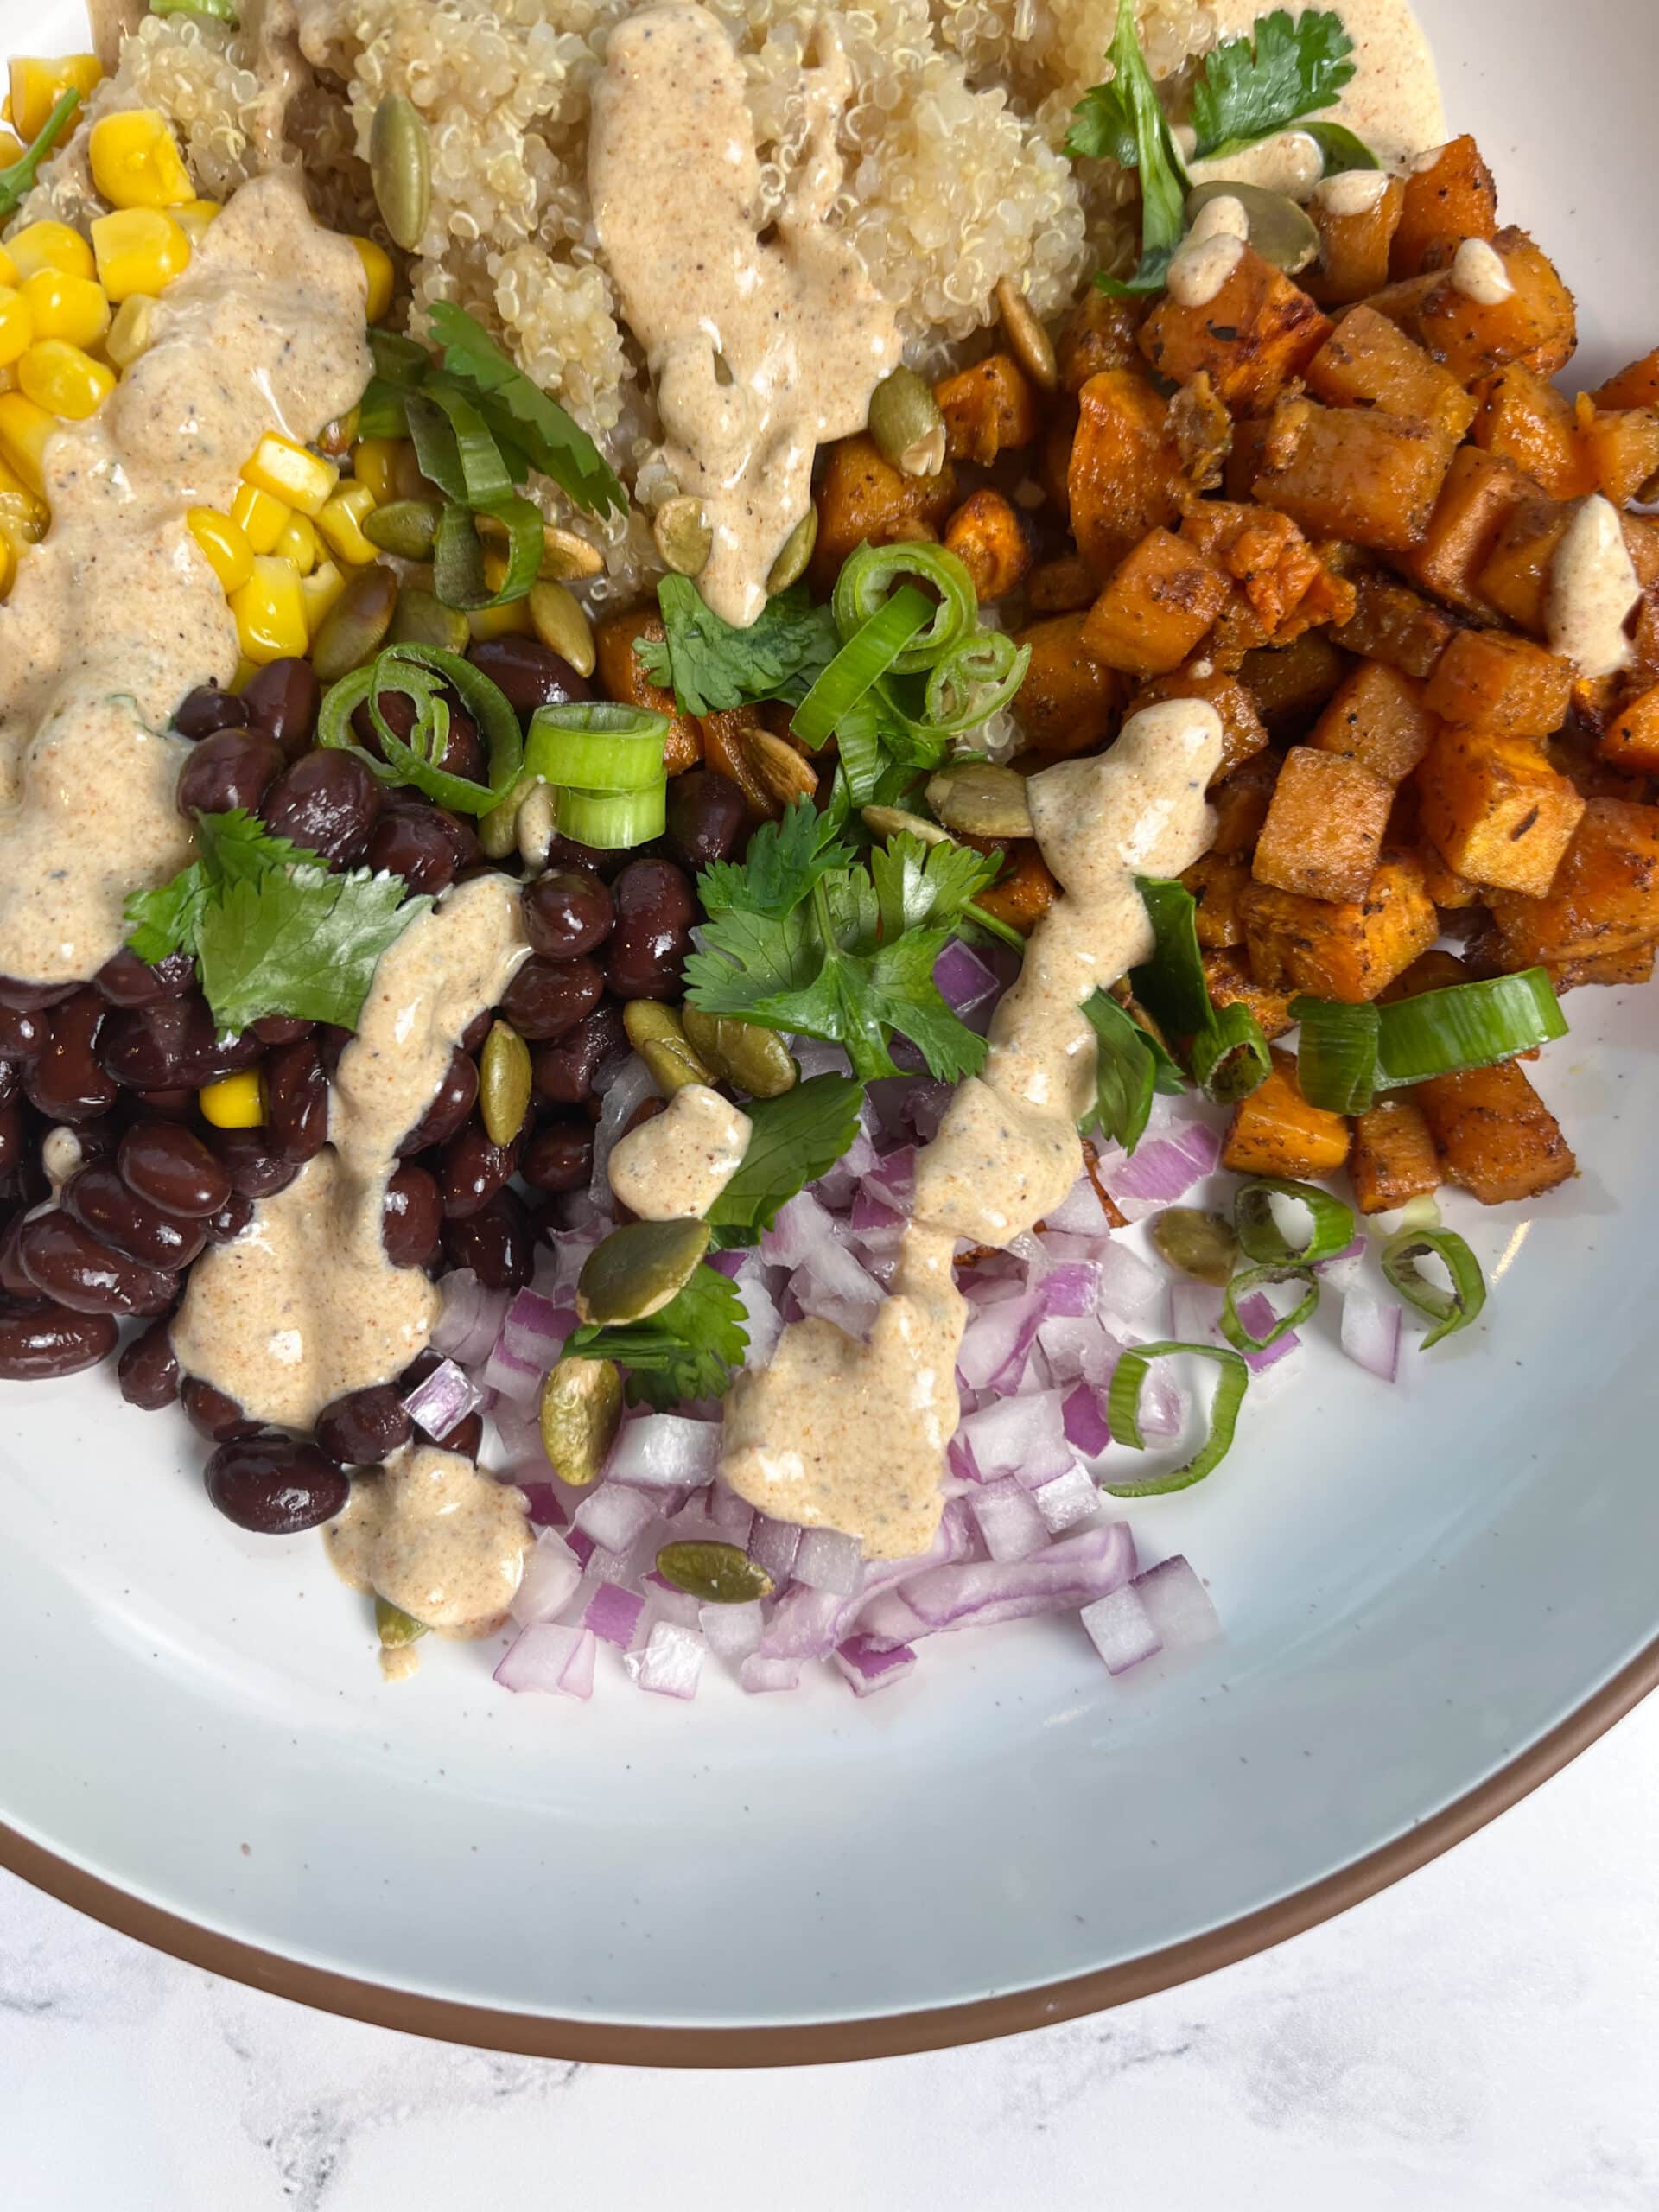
[2,0,1656,2041]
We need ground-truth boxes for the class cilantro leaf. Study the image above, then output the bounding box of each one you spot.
[564,1263,749,1409]
[427,302,626,519]
[1068,0,1190,297]
[699,797,855,921]
[706,1074,865,1248]
[1190,8,1357,161]
[124,810,317,963]
[641,576,840,718]
[868,832,1000,940]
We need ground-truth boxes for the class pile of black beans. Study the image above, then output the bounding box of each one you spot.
[0,629,754,1541]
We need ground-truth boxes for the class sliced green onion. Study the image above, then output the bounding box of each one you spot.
[0,91,81,223]
[828,692,886,804]
[432,495,542,611]
[832,543,978,674]
[1192,998,1270,1104]
[526,702,669,792]
[1291,995,1381,1114]
[417,382,517,509]
[1220,1264,1319,1354]
[1131,875,1214,1040]
[793,586,931,749]
[556,785,667,849]
[151,0,239,23]
[1381,1227,1487,1351]
[368,329,430,388]
[1290,970,1568,1113]
[1306,119,1381,174]
[356,378,410,441]
[1234,1177,1356,1268]
[317,644,523,817]
[1101,1342,1249,1495]
[920,632,1031,738]
[404,391,469,505]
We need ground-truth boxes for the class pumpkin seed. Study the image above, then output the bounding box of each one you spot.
[576,1216,710,1325]
[389,583,470,652]
[479,1019,531,1147]
[861,803,956,849]
[318,405,360,458]
[364,496,442,560]
[309,563,397,684]
[479,772,536,859]
[537,1355,623,1488]
[516,779,557,870]
[766,506,818,594]
[528,577,596,677]
[622,1001,716,1096]
[925,760,1033,839]
[868,366,947,477]
[370,92,431,252]
[1149,1206,1239,1288]
[375,1595,429,1648]
[537,524,607,582]
[655,1541,774,1605]
[681,1007,798,1099]
[652,493,713,578]
[741,723,818,806]
[1185,181,1319,276]
[995,275,1058,391]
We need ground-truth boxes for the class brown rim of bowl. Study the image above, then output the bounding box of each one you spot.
[3,1631,1655,2066]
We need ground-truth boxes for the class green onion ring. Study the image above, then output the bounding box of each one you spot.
[1219,1263,1319,1354]
[1101,1341,1249,1494]
[1289,995,1381,1114]
[526,702,670,793]
[431,495,543,611]
[317,644,524,817]
[1381,1227,1487,1350]
[555,785,668,849]
[919,631,1032,737]
[792,587,932,749]
[1192,999,1271,1104]
[1234,1177,1356,1268]
[831,542,978,674]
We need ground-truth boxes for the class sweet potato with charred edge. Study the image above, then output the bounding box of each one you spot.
[1238,632,1350,728]
[1137,245,1333,415]
[1308,174,1405,305]
[1417,727,1586,896]
[1251,398,1458,553]
[1389,136,1498,279]
[1027,556,1097,614]
[1067,369,1181,575]
[1486,798,1659,966]
[1305,306,1476,440]
[1402,446,1534,615]
[809,434,957,593]
[1221,1047,1351,1179]
[1548,944,1656,990]
[1592,349,1659,411]
[1423,627,1573,740]
[943,488,1031,602]
[934,353,1039,467]
[1202,949,1296,1039]
[1241,853,1440,1003]
[1080,528,1230,677]
[1135,665,1269,782]
[1415,840,1482,909]
[1011,613,1123,755]
[1415,1060,1575,1205]
[1056,290,1144,393]
[1311,661,1438,784]
[974,844,1058,937]
[1471,365,1594,497]
[595,609,702,774]
[1350,1096,1441,1215]
[1168,372,1234,494]
[1579,404,1659,507]
[1416,228,1578,382]
[1363,271,1438,335]
[1598,683,1659,774]
[1332,572,1457,680]
[1252,746,1394,902]
[1475,493,1572,634]
[698,709,780,819]
[1181,853,1249,947]
[1180,501,1322,647]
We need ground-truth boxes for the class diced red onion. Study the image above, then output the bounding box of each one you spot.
[934,938,1000,1014]
[1100,1119,1222,1221]
[515,1480,566,1528]
[1317,1235,1368,1294]
[1033,1462,1103,1534]
[623,1620,704,1699]
[501,1288,573,1367]
[1041,1177,1113,1236]
[790,1039,853,1079]
[430,1268,509,1366]
[1232,1289,1303,1373]
[709,1484,755,1542]
[1033,1260,1099,1317]
[1340,1286,1402,1382]
[790,1239,883,1334]
[565,1525,595,1569]
[957,1287,1042,1391]
[748,1514,800,1586]
[833,1635,916,1697]
[1095,1239,1165,1318]
[510,1529,582,1627]
[1080,1582,1162,1673]
[607,1412,721,1489]
[1132,1554,1222,1650]
[861,1143,916,1213]
[791,1525,864,1596]
[582,1580,644,1649]
[899,1081,953,1141]
[849,1189,905,1244]
[401,1357,483,1441]
[1061,1380,1112,1456]
[698,1598,766,1663]
[572,1480,657,1554]
[738,1654,804,1694]
[861,1520,1135,1645]
[761,1188,840,1268]
[757,1581,845,1660]
[970,1478,1050,1561]
[493,1622,596,1699]
[638,1581,702,1633]
[1037,1313,1117,1388]
[956,1389,1072,1487]
[480,1328,543,1405]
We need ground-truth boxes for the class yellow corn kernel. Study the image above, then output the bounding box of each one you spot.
[172,199,221,244]
[19,340,115,420]
[88,109,194,211]
[348,235,395,323]
[20,269,109,349]
[198,1070,266,1130]
[8,56,101,144]
[187,507,253,594]
[315,480,378,565]
[240,432,339,518]
[0,391,55,494]
[0,246,17,287]
[6,220,95,283]
[468,598,536,643]
[90,208,191,302]
[230,555,309,664]
[350,436,404,505]
[301,557,347,634]
[0,133,22,170]
[104,292,156,371]
[0,452,48,540]
[229,480,289,555]
[0,288,32,367]
[0,528,14,601]
[274,509,319,575]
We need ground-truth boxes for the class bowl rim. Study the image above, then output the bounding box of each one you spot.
[3,1630,1653,2065]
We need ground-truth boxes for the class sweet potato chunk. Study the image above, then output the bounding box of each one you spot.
[934,353,1039,467]
[1238,632,1350,728]
[1179,501,1322,651]
[1305,306,1476,440]
[1134,664,1269,782]
[1011,614,1122,756]
[1202,949,1296,1040]
[1547,944,1656,990]
[1389,136,1498,278]
[1401,445,1534,615]
[975,844,1058,937]
[1416,228,1578,382]
[1208,752,1280,854]
[1241,853,1439,1002]
[1221,1048,1351,1179]
[1592,349,1659,412]
[1350,1096,1441,1215]
[1252,746,1394,901]
[1137,245,1332,415]
[943,488,1031,602]
[1470,365,1594,497]
[1422,628,1573,740]
[1475,493,1572,634]
[595,610,702,774]
[1417,727,1586,895]
[1167,372,1234,494]
[1415,840,1481,910]
[1415,1061,1574,1204]
[1181,853,1249,948]
[1079,528,1229,677]
[1026,556,1097,614]
[1067,369,1181,575]
[1307,174,1404,305]
[1579,405,1659,507]
[810,434,957,592]
[1056,290,1144,393]
[1363,271,1438,334]
[1597,683,1659,774]
[1311,662,1438,783]
[1251,398,1458,553]
[1486,798,1659,965]
[1332,572,1457,680]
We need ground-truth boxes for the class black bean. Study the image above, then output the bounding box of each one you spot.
[240,658,321,758]
[118,1319,181,1409]
[315,1383,412,1467]
[439,1123,520,1220]
[364,802,467,895]
[205,1437,349,1534]
[521,869,615,961]
[315,1021,353,1074]
[16,1211,176,1315]
[459,1008,493,1054]
[382,1163,441,1267]
[118,1121,234,1222]
[174,685,248,739]
[397,1047,478,1155]
[251,1014,313,1046]
[604,858,696,1001]
[264,1038,328,1162]
[353,688,484,782]
[133,1085,197,1121]
[466,634,591,717]
[24,989,118,1122]
[530,1001,626,1106]
[442,1185,534,1290]
[0,1006,48,1063]
[181,1374,259,1441]
[63,1163,208,1270]
[521,1116,594,1192]
[210,1127,299,1199]
[500,954,603,1041]
[0,1299,118,1379]
[260,749,385,866]
[99,999,257,1090]
[175,727,284,818]
[0,976,76,1013]
[0,1211,35,1296]
[443,1411,483,1459]
[92,947,195,1007]
[0,1099,23,1174]
[541,834,605,877]
[206,1192,254,1243]
[665,769,747,869]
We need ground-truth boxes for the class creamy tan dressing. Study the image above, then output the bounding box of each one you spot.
[588,1,900,628]
[1312,168,1393,216]
[327,1443,532,1655]
[1548,495,1641,679]
[721,702,1224,1558]
[1167,195,1249,308]
[1450,237,1514,305]
[173,876,529,1427]
[607,1084,752,1222]
[0,175,368,984]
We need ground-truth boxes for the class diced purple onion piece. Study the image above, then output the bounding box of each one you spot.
[761,1188,841,1269]
[607,1412,721,1489]
[430,1268,509,1366]
[1080,1582,1163,1674]
[956,1388,1072,1488]
[401,1357,483,1441]
[572,1480,657,1554]
[510,1528,582,1628]
[515,1480,566,1528]
[493,1622,596,1699]
[1096,1239,1165,1318]
[1101,1118,1222,1221]
[1317,1235,1368,1294]
[833,1635,917,1697]
[1341,1286,1402,1382]
[1131,1554,1222,1651]
[1061,1379,1112,1456]
[582,1579,645,1649]
[791,1525,863,1597]
[623,1620,704,1699]
[854,1520,1136,1645]
[1032,1463,1103,1535]
[480,1332,543,1405]
[709,1484,755,1541]
[748,1513,801,1586]
[969,1478,1050,1562]
[738,1653,804,1694]
[933,937,1000,1014]
[698,1598,766,1663]
[757,1581,846,1661]
[501,1287,572,1367]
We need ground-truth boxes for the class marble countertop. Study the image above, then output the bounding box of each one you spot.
[3,1693,1656,2211]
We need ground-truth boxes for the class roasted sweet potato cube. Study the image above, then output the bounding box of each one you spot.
[1332,572,1457,679]
[1475,493,1572,634]
[1580,405,1659,507]
[1349,1096,1441,1214]
[1416,228,1578,382]
[1383,948,1474,999]
[1242,853,1439,1002]
[1547,944,1656,990]
[1363,271,1438,334]
[1079,528,1230,677]
[1470,364,1593,496]
[1597,682,1659,774]
[974,844,1058,937]
[1237,632,1350,728]
[1056,290,1145,393]
[1137,245,1332,415]
[1389,135,1498,278]
[1251,398,1458,553]
[595,609,702,774]
[1135,665,1269,782]
[1208,752,1280,855]
[934,353,1039,467]
[1168,372,1234,494]
[1040,403,1077,521]
[1221,1048,1351,1179]
[1415,1061,1575,1205]
[810,434,957,591]
[1417,727,1586,895]
[1067,369,1181,575]
[1305,305,1476,440]
[1422,628,1573,739]
[1010,613,1123,756]
[1181,853,1249,948]
[1311,662,1438,783]
[1592,349,1659,411]
[1251,746,1393,902]
[1401,446,1534,615]
[1307,173,1405,305]
[1179,501,1321,645]
[1202,949,1296,1039]
[1486,798,1659,965]
[1415,840,1481,909]
[943,488,1031,602]
[1026,556,1097,614]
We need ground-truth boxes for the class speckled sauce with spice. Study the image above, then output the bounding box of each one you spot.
[326,1441,531,1644]
[1548,494,1642,679]
[607,1084,752,1221]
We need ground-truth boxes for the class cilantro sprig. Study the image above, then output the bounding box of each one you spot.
[706,1074,866,1249]
[1190,8,1357,161]
[635,576,840,718]
[564,1262,748,1409]
[0,89,81,224]
[1065,0,1190,295]
[1082,991,1186,1154]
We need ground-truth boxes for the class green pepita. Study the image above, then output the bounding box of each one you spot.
[365,497,442,561]
[680,1007,798,1099]
[389,584,471,653]
[622,1001,716,1096]
[1185,181,1319,276]
[655,1541,775,1605]
[652,494,713,578]
[319,405,360,458]
[528,577,597,677]
[537,524,607,582]
[479,1019,531,1147]
[868,366,946,478]
[576,1216,710,1325]
[995,275,1058,391]
[370,92,431,253]
[1149,1206,1240,1288]
[516,779,557,870]
[309,563,397,684]
[861,803,956,849]
[924,760,1033,839]
[766,507,818,594]
[538,1355,623,1486]
[375,1595,429,1648]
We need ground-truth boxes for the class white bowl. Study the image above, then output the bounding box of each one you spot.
[2,0,1656,2061]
